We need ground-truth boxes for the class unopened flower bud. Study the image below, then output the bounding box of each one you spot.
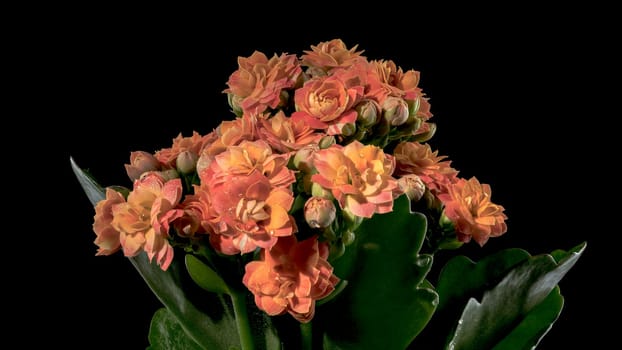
[398,174,426,202]
[125,151,160,181]
[293,144,318,172]
[382,96,409,126]
[318,135,336,149]
[304,197,337,229]
[329,239,346,260]
[311,182,333,200]
[356,99,381,127]
[176,151,198,175]
[407,97,421,117]
[412,122,437,142]
[341,123,356,137]
[227,93,244,116]
[342,230,356,246]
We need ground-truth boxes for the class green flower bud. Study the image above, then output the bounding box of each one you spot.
[382,96,409,126]
[356,99,381,127]
[176,151,198,175]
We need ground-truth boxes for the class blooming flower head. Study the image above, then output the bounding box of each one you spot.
[201,149,297,254]
[110,173,183,270]
[438,177,508,246]
[243,235,339,323]
[197,115,258,174]
[293,71,363,135]
[393,141,459,195]
[312,140,399,218]
[92,188,125,256]
[258,110,323,153]
[301,38,365,73]
[224,51,302,115]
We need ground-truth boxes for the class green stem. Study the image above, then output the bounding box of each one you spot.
[300,321,312,350]
[231,291,255,350]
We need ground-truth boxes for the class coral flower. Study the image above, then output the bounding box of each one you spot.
[293,73,362,135]
[393,142,459,195]
[438,177,508,246]
[92,188,125,256]
[312,141,399,218]
[204,170,296,255]
[243,236,339,323]
[111,173,183,270]
[301,38,365,72]
[258,111,323,153]
[224,51,302,115]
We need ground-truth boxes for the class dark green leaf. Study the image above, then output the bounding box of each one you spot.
[131,254,240,349]
[447,242,586,350]
[492,286,564,350]
[319,195,438,349]
[147,308,203,350]
[185,254,231,295]
[70,156,105,205]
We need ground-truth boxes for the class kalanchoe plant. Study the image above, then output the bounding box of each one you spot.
[73,39,585,350]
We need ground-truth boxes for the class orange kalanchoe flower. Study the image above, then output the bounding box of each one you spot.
[301,38,365,72]
[202,169,296,255]
[293,71,363,135]
[312,141,399,218]
[393,141,459,195]
[111,173,183,270]
[438,177,508,246]
[92,188,125,256]
[258,110,323,153]
[243,235,339,323]
[224,51,302,115]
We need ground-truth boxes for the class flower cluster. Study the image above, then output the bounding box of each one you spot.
[90,39,507,323]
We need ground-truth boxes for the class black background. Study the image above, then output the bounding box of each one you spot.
[23,7,613,349]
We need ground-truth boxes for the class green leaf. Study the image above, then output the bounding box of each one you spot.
[447,242,586,350]
[147,308,203,350]
[131,253,241,349]
[70,157,105,206]
[185,254,231,295]
[492,286,564,350]
[319,195,438,350]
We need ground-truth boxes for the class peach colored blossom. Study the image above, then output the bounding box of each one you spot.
[293,72,363,135]
[301,39,365,72]
[312,141,399,218]
[125,151,160,181]
[438,177,508,246]
[173,187,213,237]
[393,141,459,195]
[243,236,339,323]
[258,111,323,153]
[367,60,424,103]
[209,140,295,189]
[155,131,211,167]
[111,173,183,270]
[224,51,302,115]
[198,115,258,174]
[92,188,125,256]
[203,170,296,255]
